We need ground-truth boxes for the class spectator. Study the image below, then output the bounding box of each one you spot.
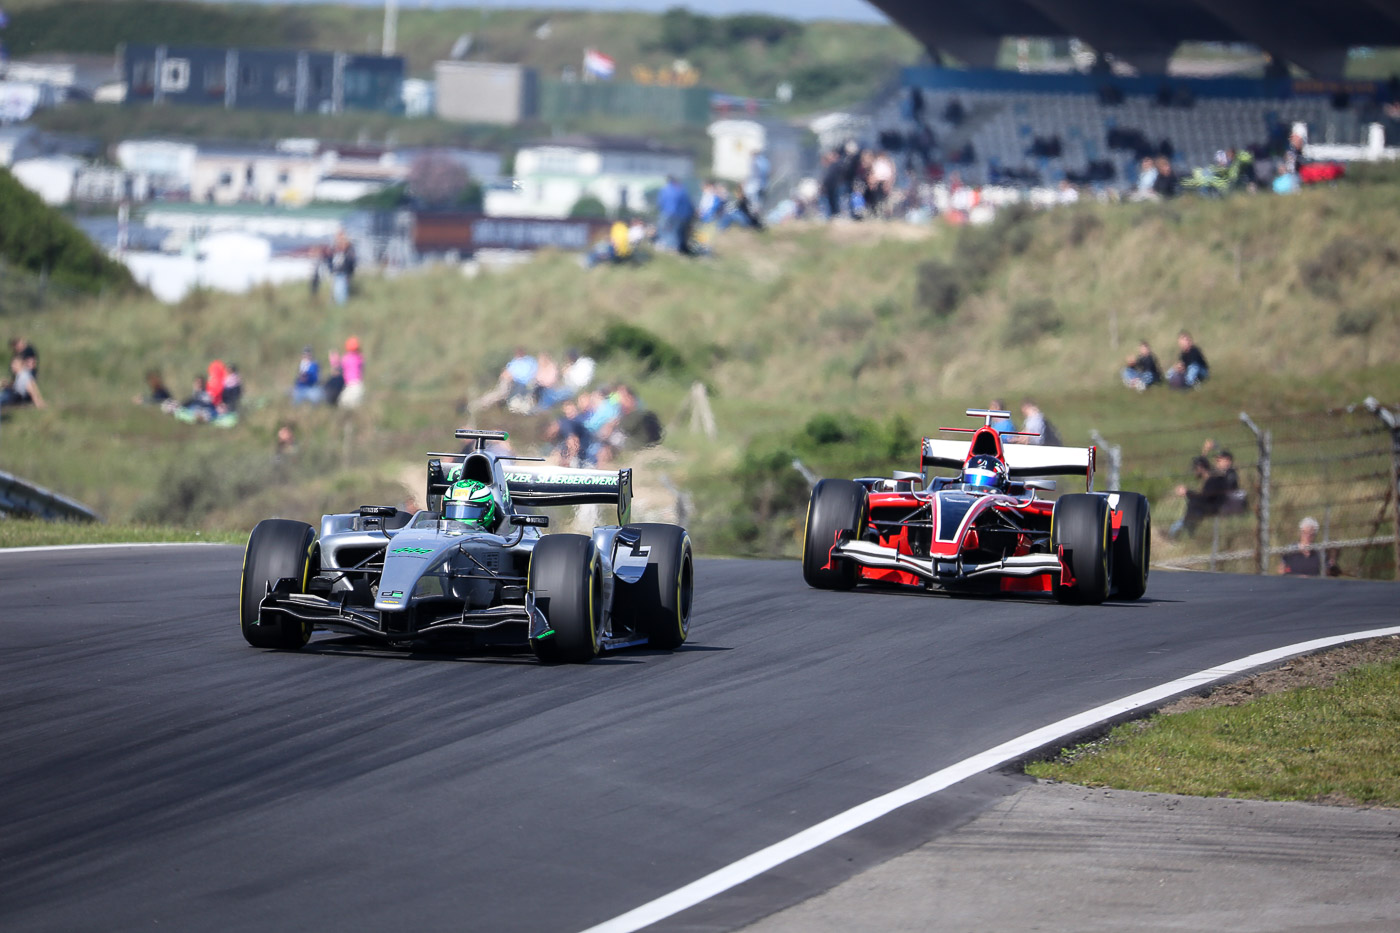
[1278,517,1322,576]
[133,369,172,406]
[9,337,38,380]
[820,150,844,218]
[1013,398,1060,445]
[292,346,322,405]
[222,364,243,412]
[547,399,592,467]
[1214,449,1248,516]
[328,231,357,306]
[697,180,725,225]
[171,375,217,422]
[1132,157,1159,200]
[746,148,771,211]
[206,359,227,409]
[1152,156,1179,199]
[1121,339,1162,391]
[274,422,299,462]
[989,399,1016,435]
[339,336,364,409]
[656,176,694,253]
[1166,330,1210,389]
[474,346,538,413]
[866,151,897,218]
[1170,456,1228,537]
[0,355,45,409]
[323,350,346,407]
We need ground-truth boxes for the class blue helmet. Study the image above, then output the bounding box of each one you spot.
[962,454,1008,491]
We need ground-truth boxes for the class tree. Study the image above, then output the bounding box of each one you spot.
[407,151,471,207]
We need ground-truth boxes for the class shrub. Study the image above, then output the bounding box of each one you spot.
[1333,307,1378,337]
[1003,298,1063,347]
[915,259,963,319]
[582,321,691,378]
[1300,237,1399,298]
[568,195,608,220]
[0,167,138,296]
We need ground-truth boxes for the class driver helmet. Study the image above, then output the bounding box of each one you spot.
[962,454,1008,491]
[443,479,497,529]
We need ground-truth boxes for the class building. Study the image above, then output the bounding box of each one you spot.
[0,125,42,167]
[122,44,403,114]
[485,135,694,218]
[189,145,322,205]
[434,61,537,125]
[113,139,199,193]
[708,119,808,196]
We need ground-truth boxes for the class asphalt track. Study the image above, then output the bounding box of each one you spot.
[0,545,1394,933]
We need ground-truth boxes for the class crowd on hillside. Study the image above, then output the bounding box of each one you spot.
[466,346,662,468]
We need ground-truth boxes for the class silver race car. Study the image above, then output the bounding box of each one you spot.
[239,429,694,663]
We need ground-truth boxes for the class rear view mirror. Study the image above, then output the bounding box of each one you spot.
[891,471,925,482]
[511,514,550,528]
[1024,480,1056,491]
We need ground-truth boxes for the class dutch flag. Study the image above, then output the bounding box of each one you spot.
[583,48,615,80]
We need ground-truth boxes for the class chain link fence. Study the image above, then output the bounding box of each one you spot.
[1093,398,1399,580]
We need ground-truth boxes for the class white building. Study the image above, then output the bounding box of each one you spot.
[708,118,808,196]
[114,139,199,192]
[485,135,693,218]
[10,155,84,205]
[190,145,322,206]
[0,125,42,167]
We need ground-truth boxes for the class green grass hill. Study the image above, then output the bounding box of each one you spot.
[1,175,1398,567]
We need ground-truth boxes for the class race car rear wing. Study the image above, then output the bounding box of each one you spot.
[503,465,634,525]
[922,437,1097,491]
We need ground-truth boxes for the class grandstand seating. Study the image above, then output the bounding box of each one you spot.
[871,84,1371,188]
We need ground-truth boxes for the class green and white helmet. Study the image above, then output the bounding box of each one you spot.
[443,479,497,529]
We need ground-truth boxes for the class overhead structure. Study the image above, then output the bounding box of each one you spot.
[869,0,1400,78]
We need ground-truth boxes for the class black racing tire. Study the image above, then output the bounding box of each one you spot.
[1052,494,1111,605]
[613,523,694,650]
[240,519,317,649]
[1109,491,1151,601]
[801,479,867,590]
[529,534,602,664]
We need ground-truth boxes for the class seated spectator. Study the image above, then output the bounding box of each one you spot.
[584,220,636,269]
[989,399,1016,435]
[1121,339,1162,391]
[274,422,299,462]
[9,336,38,380]
[1214,449,1248,515]
[169,375,218,423]
[1170,456,1228,537]
[1277,516,1322,576]
[292,346,322,405]
[1152,156,1179,199]
[222,364,243,412]
[1166,330,1209,388]
[533,352,560,408]
[697,180,726,225]
[546,400,593,468]
[472,346,536,412]
[338,336,365,410]
[323,351,345,407]
[0,355,45,409]
[1011,398,1060,446]
[206,360,228,409]
[133,369,172,406]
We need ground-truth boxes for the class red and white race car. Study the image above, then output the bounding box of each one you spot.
[801,409,1150,604]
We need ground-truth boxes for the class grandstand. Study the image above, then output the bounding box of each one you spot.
[870,71,1381,188]
[850,0,1399,190]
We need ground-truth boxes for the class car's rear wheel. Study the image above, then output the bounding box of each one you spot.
[529,534,602,664]
[802,479,867,590]
[1052,494,1110,605]
[1109,491,1151,601]
[613,523,694,650]
[240,519,317,649]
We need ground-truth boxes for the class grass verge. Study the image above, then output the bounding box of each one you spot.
[1027,637,1400,807]
[0,521,244,548]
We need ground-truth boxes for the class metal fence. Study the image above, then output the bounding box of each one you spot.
[1093,397,1399,580]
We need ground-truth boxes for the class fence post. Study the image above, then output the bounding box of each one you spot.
[1240,411,1271,575]
[1090,430,1121,490]
[1363,397,1400,578]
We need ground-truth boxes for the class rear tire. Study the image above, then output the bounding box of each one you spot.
[1052,494,1110,605]
[529,534,602,664]
[801,479,867,590]
[613,523,694,650]
[240,519,317,649]
[1109,491,1151,601]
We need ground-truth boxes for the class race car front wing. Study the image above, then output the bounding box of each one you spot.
[831,538,1065,584]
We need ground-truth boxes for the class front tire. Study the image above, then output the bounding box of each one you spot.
[613,523,694,650]
[1109,491,1151,601]
[801,479,867,590]
[529,534,602,664]
[240,519,317,649]
[1052,494,1110,605]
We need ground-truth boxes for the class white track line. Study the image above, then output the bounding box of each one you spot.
[581,624,1400,933]
[0,542,228,554]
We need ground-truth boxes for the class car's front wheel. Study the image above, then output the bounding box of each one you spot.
[614,523,694,650]
[802,479,867,590]
[1052,494,1110,605]
[529,534,602,664]
[240,519,317,649]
